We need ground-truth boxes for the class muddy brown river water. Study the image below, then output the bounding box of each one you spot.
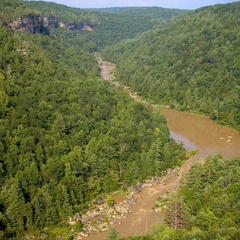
[85,58,240,240]
[161,108,240,160]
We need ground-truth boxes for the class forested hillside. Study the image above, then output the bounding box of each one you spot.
[0,0,186,239]
[25,1,187,50]
[120,155,240,240]
[88,6,188,18]
[102,2,240,130]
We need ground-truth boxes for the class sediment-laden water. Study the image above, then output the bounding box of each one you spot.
[83,58,240,240]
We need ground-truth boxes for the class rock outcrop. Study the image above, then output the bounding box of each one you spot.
[9,15,44,34]
[43,16,58,28]
[8,15,93,34]
[58,21,93,31]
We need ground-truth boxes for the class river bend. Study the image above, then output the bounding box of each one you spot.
[84,57,240,240]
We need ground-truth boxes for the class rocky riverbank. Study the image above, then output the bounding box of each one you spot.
[69,168,179,239]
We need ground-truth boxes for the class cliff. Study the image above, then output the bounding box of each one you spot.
[8,15,93,34]
[58,21,93,31]
[9,15,44,34]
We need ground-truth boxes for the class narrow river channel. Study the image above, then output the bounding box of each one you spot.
[84,57,240,240]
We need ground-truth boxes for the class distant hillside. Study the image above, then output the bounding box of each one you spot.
[24,1,187,49]
[88,6,188,18]
[88,7,146,13]
[102,2,240,130]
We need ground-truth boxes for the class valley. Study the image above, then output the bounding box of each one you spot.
[98,57,240,160]
[79,58,240,240]
[0,1,239,240]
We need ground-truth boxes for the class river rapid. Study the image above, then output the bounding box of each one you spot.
[83,57,240,240]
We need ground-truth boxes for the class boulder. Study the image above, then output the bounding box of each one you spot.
[110,219,118,225]
[74,213,82,221]
[115,204,129,214]
[80,230,90,237]
[75,233,82,240]
[125,198,136,205]
[129,185,142,193]
[81,215,92,223]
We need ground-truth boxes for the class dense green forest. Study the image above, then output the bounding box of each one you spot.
[88,6,188,18]
[0,0,186,239]
[0,0,39,22]
[102,2,240,130]
[1,0,240,239]
[24,1,186,50]
[118,155,240,240]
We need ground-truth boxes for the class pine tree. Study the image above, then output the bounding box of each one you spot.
[106,227,120,240]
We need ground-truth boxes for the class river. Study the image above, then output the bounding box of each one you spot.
[84,57,240,240]
[161,108,240,160]
[96,56,240,160]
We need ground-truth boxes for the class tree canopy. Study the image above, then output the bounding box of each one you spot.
[121,155,240,240]
[0,0,239,239]
[102,2,240,130]
[0,0,186,238]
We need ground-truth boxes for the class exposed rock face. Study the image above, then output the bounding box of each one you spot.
[8,15,93,34]
[43,16,58,28]
[81,25,93,31]
[10,15,43,34]
[58,21,93,31]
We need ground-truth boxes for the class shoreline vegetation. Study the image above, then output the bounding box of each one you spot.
[101,2,240,131]
[98,53,240,131]
[0,1,239,239]
[76,153,199,239]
